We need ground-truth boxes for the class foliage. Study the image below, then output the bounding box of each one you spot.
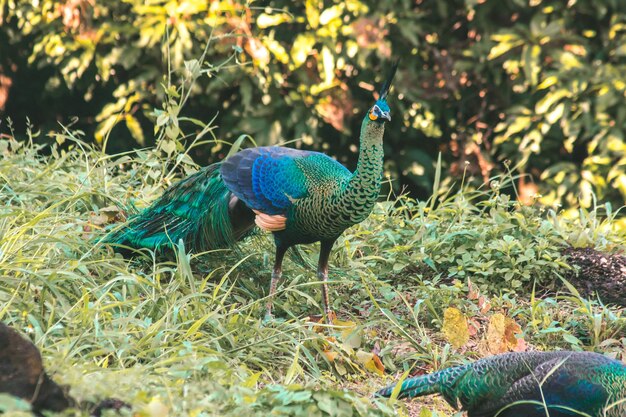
[219,385,396,417]
[2,0,626,211]
[348,181,625,293]
[0,129,624,416]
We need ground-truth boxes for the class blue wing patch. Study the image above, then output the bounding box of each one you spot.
[220,146,311,215]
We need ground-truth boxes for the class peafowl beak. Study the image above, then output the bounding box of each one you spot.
[380,111,391,121]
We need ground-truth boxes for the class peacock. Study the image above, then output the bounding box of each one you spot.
[103,62,398,322]
[375,351,626,417]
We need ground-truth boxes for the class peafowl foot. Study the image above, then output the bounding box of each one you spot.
[325,310,337,325]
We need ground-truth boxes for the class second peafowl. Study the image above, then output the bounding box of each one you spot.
[104,63,398,322]
[376,351,626,417]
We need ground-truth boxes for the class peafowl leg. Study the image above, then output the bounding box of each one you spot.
[318,240,336,324]
[265,245,288,322]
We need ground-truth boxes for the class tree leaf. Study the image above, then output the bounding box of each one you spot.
[257,13,291,29]
[535,89,570,114]
[305,0,320,29]
[125,114,145,145]
[488,38,524,59]
[291,33,316,68]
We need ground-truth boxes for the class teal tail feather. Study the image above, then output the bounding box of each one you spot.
[376,364,469,405]
[101,162,255,255]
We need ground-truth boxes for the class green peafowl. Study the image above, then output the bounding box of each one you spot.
[376,351,626,417]
[104,62,398,322]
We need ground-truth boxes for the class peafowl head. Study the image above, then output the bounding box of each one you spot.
[367,61,398,123]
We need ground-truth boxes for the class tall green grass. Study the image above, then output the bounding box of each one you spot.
[0,131,623,416]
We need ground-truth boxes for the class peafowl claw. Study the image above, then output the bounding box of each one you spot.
[326,310,337,325]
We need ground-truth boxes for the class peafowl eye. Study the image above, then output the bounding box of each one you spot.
[368,101,391,122]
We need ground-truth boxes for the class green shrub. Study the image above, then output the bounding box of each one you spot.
[2,0,626,210]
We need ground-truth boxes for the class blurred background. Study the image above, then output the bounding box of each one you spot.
[1,0,625,212]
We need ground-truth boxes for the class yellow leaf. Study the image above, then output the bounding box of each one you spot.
[537,75,558,90]
[125,114,145,145]
[137,397,169,417]
[256,13,291,29]
[264,38,289,64]
[419,408,433,417]
[355,350,385,376]
[488,39,524,60]
[486,313,523,354]
[503,317,522,350]
[305,0,320,29]
[95,115,119,144]
[442,307,470,349]
[241,372,261,389]
[486,313,506,354]
[321,46,335,86]
[334,318,361,349]
[319,5,342,26]
[290,33,316,68]
[323,349,338,362]
[545,102,565,124]
[535,89,570,114]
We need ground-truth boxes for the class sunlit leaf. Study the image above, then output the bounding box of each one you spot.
[545,102,565,124]
[537,75,558,89]
[535,89,570,114]
[319,5,342,26]
[137,397,169,417]
[291,33,316,68]
[523,44,541,86]
[321,46,335,86]
[305,0,320,29]
[488,35,524,59]
[256,13,291,29]
[125,114,145,145]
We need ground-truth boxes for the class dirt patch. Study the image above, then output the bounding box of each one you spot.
[561,247,626,307]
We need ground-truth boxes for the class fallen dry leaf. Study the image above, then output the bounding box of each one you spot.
[355,350,385,376]
[323,350,339,362]
[442,307,470,349]
[485,313,524,354]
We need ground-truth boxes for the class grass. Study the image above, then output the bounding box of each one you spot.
[0,129,624,417]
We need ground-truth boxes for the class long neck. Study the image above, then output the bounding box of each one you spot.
[336,117,385,225]
[349,117,385,189]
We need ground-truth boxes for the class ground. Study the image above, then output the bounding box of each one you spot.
[0,140,624,417]
[562,247,626,307]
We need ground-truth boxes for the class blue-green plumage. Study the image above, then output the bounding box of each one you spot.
[376,351,626,417]
[103,163,255,254]
[103,62,399,321]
